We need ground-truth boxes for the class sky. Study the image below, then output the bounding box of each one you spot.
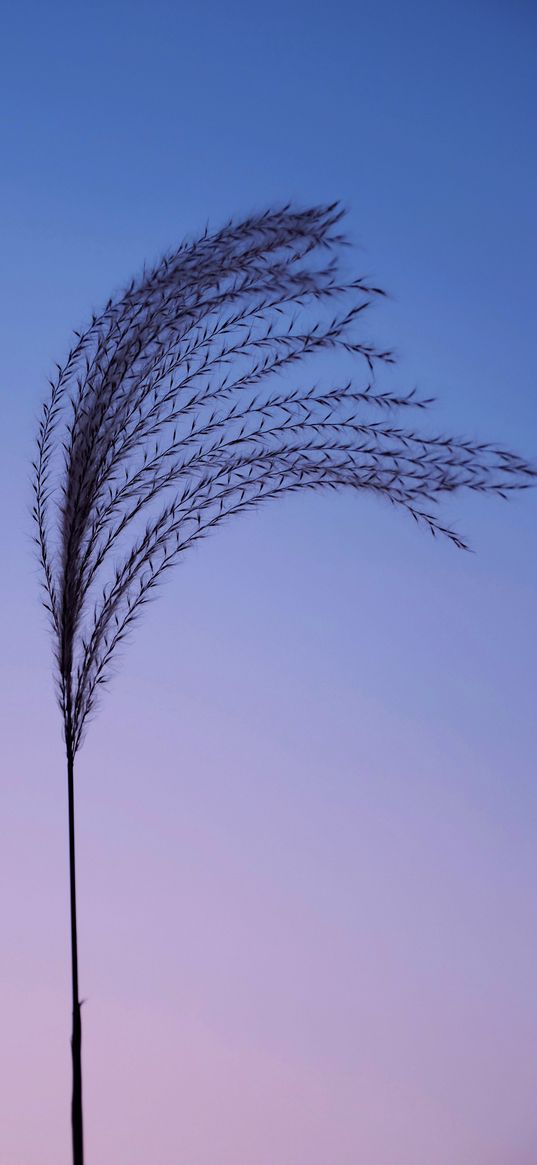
[0,1,536,1162]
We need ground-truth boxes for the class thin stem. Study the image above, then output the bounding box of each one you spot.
[66,737,84,1165]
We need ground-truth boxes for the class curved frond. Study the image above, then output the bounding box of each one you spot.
[33,203,535,750]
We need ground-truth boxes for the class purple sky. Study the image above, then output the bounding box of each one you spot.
[1,1,537,1162]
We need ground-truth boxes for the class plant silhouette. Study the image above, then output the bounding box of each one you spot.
[32,203,535,1164]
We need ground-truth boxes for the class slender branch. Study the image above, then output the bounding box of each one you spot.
[66,725,84,1165]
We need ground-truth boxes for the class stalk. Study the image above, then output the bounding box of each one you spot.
[66,735,84,1165]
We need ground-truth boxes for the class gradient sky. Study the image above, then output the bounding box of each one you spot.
[1,1,536,1162]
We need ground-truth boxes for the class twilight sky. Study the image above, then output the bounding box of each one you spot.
[1,1,536,1162]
